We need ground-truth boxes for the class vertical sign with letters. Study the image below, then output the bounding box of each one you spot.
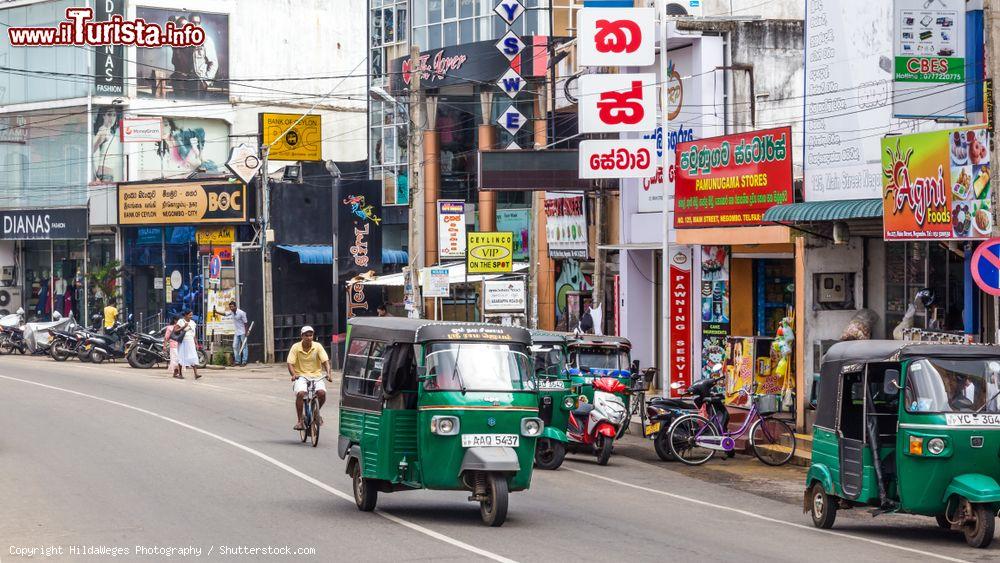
[94,0,125,96]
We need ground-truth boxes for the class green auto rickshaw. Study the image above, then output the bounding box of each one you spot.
[568,335,635,434]
[806,341,1000,548]
[338,318,541,527]
[529,330,577,470]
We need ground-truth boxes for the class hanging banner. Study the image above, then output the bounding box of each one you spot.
[893,0,966,119]
[700,246,730,379]
[577,7,656,67]
[674,126,794,228]
[94,0,125,96]
[669,248,692,398]
[881,126,991,240]
[437,201,467,259]
[544,192,589,258]
[495,208,530,261]
[467,231,514,274]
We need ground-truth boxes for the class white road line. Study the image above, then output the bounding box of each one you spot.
[564,467,969,563]
[0,374,516,563]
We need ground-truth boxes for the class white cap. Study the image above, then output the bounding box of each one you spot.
[301,325,315,335]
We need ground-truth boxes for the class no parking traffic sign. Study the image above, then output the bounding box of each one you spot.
[971,238,1000,296]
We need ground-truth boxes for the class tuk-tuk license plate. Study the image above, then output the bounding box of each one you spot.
[461,434,520,448]
[946,413,1000,426]
[644,422,661,437]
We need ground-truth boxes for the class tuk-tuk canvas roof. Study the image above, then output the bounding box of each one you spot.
[529,330,572,346]
[568,335,632,349]
[347,317,532,345]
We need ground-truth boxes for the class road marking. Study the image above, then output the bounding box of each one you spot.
[0,374,516,563]
[564,467,969,563]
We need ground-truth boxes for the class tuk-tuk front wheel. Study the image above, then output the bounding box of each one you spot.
[534,439,566,470]
[809,483,837,529]
[351,461,378,512]
[479,473,509,527]
[962,503,995,549]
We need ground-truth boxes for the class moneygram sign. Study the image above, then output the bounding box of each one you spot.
[674,126,794,228]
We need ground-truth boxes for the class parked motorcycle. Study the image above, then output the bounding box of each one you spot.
[126,327,169,369]
[645,394,698,461]
[23,312,75,354]
[47,322,89,362]
[86,321,134,364]
[565,376,629,465]
[0,308,26,355]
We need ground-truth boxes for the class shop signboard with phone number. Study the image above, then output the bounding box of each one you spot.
[881,126,991,241]
[673,126,793,228]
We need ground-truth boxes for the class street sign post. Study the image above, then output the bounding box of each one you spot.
[971,238,1000,296]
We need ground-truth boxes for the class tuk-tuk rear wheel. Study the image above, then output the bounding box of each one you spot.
[534,439,566,470]
[809,483,837,529]
[480,473,509,527]
[351,461,378,512]
[963,503,995,548]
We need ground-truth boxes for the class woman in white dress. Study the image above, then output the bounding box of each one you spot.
[175,310,201,380]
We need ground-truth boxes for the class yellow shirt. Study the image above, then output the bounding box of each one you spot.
[103,305,118,329]
[287,341,329,377]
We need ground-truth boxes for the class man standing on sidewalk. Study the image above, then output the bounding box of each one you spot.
[228,301,249,367]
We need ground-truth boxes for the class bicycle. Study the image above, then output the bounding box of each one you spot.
[667,383,796,466]
[618,367,656,438]
[297,377,323,447]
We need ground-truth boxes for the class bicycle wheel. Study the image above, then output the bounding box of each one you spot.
[310,399,320,447]
[668,414,717,465]
[299,403,309,443]
[750,417,796,466]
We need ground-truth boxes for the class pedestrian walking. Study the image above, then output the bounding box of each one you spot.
[227,301,249,366]
[174,310,201,380]
[164,315,182,379]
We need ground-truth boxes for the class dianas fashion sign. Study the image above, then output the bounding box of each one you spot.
[881,126,991,241]
[673,126,793,228]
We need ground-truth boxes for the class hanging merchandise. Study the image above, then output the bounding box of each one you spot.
[700,246,730,378]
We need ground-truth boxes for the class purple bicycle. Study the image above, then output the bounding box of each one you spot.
[666,376,796,466]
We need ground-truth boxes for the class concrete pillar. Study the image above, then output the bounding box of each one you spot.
[534,94,556,330]
[477,124,497,231]
[423,98,440,269]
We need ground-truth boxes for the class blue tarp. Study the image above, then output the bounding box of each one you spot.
[275,245,408,265]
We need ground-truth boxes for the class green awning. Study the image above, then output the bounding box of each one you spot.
[762,198,883,223]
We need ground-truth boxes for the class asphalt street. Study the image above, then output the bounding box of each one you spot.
[1,355,997,562]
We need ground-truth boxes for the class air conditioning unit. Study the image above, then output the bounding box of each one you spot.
[0,286,21,316]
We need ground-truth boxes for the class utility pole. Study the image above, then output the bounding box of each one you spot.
[259,146,274,363]
[590,183,607,331]
[988,0,1000,342]
[407,44,425,318]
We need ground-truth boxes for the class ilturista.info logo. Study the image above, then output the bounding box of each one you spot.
[7,7,205,47]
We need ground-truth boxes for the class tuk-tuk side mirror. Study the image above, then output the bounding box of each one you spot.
[416,365,428,380]
[884,369,901,395]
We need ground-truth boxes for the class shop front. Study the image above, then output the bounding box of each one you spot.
[117,179,249,331]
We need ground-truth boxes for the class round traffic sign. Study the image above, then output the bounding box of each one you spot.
[971,238,1000,296]
[209,256,222,279]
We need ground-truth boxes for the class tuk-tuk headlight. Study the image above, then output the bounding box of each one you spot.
[562,396,576,409]
[431,415,460,436]
[521,417,543,437]
[927,437,946,455]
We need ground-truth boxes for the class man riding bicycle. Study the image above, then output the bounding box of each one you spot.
[288,325,332,431]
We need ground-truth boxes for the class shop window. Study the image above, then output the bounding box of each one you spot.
[884,242,966,336]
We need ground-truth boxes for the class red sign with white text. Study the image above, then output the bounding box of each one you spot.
[674,126,794,228]
[669,251,692,398]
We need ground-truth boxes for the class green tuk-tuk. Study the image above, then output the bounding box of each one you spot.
[568,335,634,432]
[529,330,577,470]
[338,318,541,527]
[806,341,1000,548]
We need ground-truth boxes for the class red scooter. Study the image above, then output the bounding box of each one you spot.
[565,377,629,465]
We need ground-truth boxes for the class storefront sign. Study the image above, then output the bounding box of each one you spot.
[669,249,692,398]
[578,74,657,134]
[893,0,966,119]
[577,7,655,67]
[544,192,589,258]
[94,0,125,96]
[196,226,235,246]
[224,143,261,185]
[881,126,991,240]
[347,282,384,319]
[0,208,88,240]
[423,268,450,298]
[700,246,730,379]
[496,209,529,260]
[118,181,248,225]
[390,41,525,93]
[467,232,514,274]
[970,239,1000,296]
[674,126,793,228]
[0,115,28,144]
[120,117,162,143]
[579,139,657,179]
[337,180,384,325]
[259,113,323,162]
[483,279,526,312]
[437,201,467,259]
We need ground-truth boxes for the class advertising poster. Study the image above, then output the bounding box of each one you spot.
[700,246,730,379]
[118,181,247,225]
[668,248,692,398]
[726,337,755,407]
[675,127,794,228]
[135,8,229,101]
[881,126,991,240]
[205,286,236,335]
[437,201,467,259]
[467,232,513,274]
[259,113,323,162]
[544,192,588,258]
[91,106,123,184]
[94,0,125,97]
[133,117,229,180]
[422,268,450,298]
[496,208,529,261]
[893,0,966,119]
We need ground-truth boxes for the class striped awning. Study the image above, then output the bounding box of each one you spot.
[762,198,883,223]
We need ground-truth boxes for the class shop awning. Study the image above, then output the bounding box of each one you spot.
[275,245,409,265]
[361,261,529,287]
[762,198,883,223]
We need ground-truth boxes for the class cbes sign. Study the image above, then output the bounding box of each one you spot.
[0,208,88,240]
[674,126,794,228]
[578,74,657,134]
[892,0,966,119]
[577,8,655,67]
[118,181,247,225]
[259,113,323,162]
[467,232,514,274]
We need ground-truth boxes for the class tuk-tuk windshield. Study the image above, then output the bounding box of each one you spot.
[577,349,629,371]
[425,342,535,391]
[530,344,567,377]
[906,358,1000,413]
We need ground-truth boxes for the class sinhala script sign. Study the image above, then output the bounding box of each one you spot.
[483,279,526,312]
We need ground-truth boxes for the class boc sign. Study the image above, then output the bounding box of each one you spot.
[579,139,657,179]
[578,74,656,133]
[577,8,655,67]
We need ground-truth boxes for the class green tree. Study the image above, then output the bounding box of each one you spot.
[89,260,122,307]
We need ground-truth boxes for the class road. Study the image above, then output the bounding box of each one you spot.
[0,355,996,562]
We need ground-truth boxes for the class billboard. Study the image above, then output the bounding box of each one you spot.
[135,8,229,100]
[259,113,323,162]
[467,232,514,274]
[132,117,229,180]
[674,127,794,228]
[881,126,991,240]
[118,181,247,225]
[544,193,589,258]
[437,201,467,259]
[892,0,966,119]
